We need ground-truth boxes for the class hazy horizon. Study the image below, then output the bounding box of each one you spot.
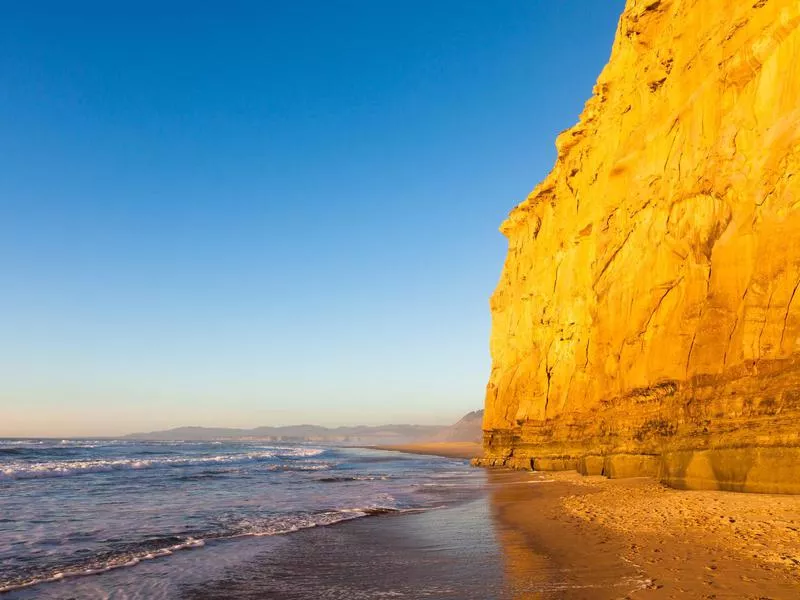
[3,405,472,439]
[0,418,468,440]
[2,1,625,437]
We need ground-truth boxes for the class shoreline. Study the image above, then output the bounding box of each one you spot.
[7,448,799,598]
[366,441,800,597]
[178,470,653,600]
[365,441,483,459]
[186,468,800,598]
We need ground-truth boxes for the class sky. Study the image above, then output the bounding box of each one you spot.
[0,0,625,437]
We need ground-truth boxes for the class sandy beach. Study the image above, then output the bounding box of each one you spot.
[556,471,800,597]
[494,470,800,598]
[368,441,484,459]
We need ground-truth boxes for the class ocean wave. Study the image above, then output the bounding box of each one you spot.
[0,448,327,481]
[203,502,410,541]
[0,505,406,595]
[266,463,331,472]
[0,439,127,452]
[175,469,230,481]
[220,509,371,538]
[266,447,326,458]
[0,448,27,456]
[0,537,205,594]
[0,440,44,446]
[316,475,390,483]
[0,446,90,458]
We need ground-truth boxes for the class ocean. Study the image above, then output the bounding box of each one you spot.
[0,438,487,599]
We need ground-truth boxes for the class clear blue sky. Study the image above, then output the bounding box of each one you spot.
[1,0,625,436]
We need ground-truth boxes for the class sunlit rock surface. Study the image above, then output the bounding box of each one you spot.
[480,0,800,493]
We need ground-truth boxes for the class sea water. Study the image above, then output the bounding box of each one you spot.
[0,439,484,597]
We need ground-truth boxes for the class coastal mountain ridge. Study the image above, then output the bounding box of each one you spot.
[429,409,484,443]
[127,410,484,444]
[479,0,800,494]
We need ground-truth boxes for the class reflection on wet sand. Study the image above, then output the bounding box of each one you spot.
[172,470,648,600]
[486,470,645,599]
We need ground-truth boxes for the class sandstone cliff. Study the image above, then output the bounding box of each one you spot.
[481,0,800,493]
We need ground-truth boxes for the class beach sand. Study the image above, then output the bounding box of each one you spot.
[369,441,484,459]
[554,471,800,597]
[494,470,800,598]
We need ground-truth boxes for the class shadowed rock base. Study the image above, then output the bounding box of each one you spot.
[475,447,800,495]
[477,362,800,493]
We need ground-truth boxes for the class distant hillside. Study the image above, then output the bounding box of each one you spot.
[430,410,484,443]
[124,424,444,444]
[125,411,485,444]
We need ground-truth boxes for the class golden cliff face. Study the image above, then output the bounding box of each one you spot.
[482,0,800,493]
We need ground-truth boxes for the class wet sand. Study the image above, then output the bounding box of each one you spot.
[369,441,484,459]
[374,445,800,598]
[182,495,508,600]
[182,470,649,600]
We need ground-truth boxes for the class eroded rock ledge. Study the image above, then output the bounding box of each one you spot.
[480,0,800,494]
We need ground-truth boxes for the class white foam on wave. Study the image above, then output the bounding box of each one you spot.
[218,501,407,540]
[0,439,128,451]
[276,447,325,457]
[0,537,205,594]
[249,446,326,458]
[0,448,328,480]
[266,462,331,472]
[0,440,45,448]
[226,511,360,538]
